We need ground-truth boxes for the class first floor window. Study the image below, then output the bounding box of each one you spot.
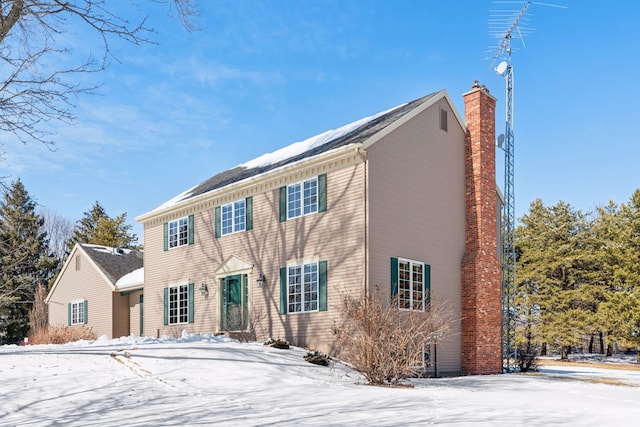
[391,257,430,311]
[280,260,327,314]
[288,262,318,313]
[168,284,189,324]
[70,300,85,325]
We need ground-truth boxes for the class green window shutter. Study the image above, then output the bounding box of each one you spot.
[424,264,431,307]
[319,260,328,311]
[214,206,221,238]
[188,215,195,245]
[318,174,327,213]
[163,288,169,325]
[67,303,71,326]
[245,196,253,231]
[391,257,399,300]
[163,222,168,251]
[83,300,88,324]
[188,283,195,323]
[279,267,288,315]
[279,186,287,222]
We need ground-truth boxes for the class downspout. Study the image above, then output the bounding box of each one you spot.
[357,147,368,297]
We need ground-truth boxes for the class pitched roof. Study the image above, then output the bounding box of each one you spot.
[80,244,143,285]
[142,90,458,217]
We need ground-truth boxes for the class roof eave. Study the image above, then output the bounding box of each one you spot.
[136,143,363,224]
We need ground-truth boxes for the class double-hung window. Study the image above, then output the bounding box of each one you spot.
[164,283,194,325]
[288,177,317,218]
[163,215,194,250]
[279,260,328,314]
[215,197,253,238]
[68,300,87,325]
[288,262,318,313]
[391,257,431,311]
[279,174,326,221]
[221,199,246,235]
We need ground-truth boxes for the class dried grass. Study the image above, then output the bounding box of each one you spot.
[27,325,96,345]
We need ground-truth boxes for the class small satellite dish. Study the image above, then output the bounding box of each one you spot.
[496,134,505,148]
[495,61,508,77]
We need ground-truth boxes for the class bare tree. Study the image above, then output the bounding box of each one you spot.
[39,207,74,260]
[28,282,48,335]
[0,0,199,148]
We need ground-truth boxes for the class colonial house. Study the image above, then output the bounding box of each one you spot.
[136,82,502,376]
[46,244,144,338]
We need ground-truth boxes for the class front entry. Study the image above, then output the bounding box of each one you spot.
[222,274,248,331]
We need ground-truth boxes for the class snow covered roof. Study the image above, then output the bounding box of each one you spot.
[143,91,443,217]
[80,244,143,286]
[115,267,144,291]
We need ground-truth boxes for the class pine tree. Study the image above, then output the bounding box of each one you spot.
[594,190,640,356]
[516,199,596,358]
[0,180,57,343]
[66,201,139,251]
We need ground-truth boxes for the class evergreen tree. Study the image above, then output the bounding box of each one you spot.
[516,199,596,358]
[594,191,640,355]
[66,201,139,251]
[0,180,57,343]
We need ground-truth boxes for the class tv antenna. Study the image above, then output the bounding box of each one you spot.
[488,0,566,373]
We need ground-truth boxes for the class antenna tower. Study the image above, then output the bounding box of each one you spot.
[490,1,532,373]
[490,0,565,373]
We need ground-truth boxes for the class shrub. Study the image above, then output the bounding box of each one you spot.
[264,337,290,349]
[517,345,539,372]
[333,286,455,386]
[304,350,330,366]
[27,325,96,345]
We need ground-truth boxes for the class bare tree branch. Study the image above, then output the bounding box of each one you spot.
[0,0,198,148]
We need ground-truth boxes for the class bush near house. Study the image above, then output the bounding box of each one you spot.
[333,286,455,386]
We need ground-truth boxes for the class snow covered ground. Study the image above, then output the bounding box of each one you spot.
[2,333,639,426]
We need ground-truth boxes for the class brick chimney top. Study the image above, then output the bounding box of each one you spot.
[464,80,495,100]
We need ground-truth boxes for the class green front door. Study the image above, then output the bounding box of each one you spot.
[222,274,248,331]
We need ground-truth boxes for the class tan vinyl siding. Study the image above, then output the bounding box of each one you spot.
[112,293,130,338]
[142,161,366,352]
[128,291,143,336]
[366,99,466,375]
[47,250,115,338]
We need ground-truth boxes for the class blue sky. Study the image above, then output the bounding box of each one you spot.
[1,0,638,242]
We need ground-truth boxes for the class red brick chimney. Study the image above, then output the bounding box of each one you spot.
[461,81,502,375]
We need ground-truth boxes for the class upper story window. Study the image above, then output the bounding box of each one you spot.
[215,197,253,238]
[279,174,327,222]
[222,199,246,235]
[169,217,189,248]
[391,257,431,311]
[75,255,81,271]
[163,215,194,251]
